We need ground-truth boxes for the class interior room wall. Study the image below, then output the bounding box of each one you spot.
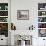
[11,0,46,46]
[0,0,8,3]
[11,0,46,30]
[11,0,38,30]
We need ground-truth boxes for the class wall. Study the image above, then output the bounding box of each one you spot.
[11,0,46,30]
[11,0,46,46]
[11,0,38,30]
[0,0,8,3]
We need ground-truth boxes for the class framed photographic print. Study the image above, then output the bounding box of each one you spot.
[17,10,29,20]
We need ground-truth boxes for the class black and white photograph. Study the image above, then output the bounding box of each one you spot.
[17,10,29,20]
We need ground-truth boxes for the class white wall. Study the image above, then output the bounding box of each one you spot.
[0,0,8,3]
[11,0,46,46]
[11,0,38,30]
[11,0,46,30]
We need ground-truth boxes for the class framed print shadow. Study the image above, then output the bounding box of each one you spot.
[17,10,29,20]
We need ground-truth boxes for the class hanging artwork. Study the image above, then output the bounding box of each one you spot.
[17,10,29,20]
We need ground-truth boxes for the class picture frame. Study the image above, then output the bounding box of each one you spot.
[17,10,29,20]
